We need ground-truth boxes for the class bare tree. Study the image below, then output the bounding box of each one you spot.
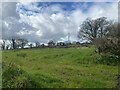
[48,40,55,47]
[7,36,28,49]
[29,43,33,48]
[6,44,10,50]
[96,17,111,38]
[11,37,17,49]
[0,40,6,50]
[78,17,110,43]
[17,39,28,49]
[35,41,40,48]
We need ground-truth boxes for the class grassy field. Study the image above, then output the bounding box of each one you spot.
[2,47,118,88]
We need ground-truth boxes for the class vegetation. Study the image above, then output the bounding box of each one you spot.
[2,47,118,88]
[78,17,119,67]
[2,62,38,88]
[1,16,119,88]
[78,17,110,42]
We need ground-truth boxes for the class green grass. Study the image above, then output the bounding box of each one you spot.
[2,47,118,88]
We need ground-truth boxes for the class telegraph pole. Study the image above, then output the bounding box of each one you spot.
[68,33,70,43]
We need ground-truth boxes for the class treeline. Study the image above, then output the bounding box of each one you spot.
[0,38,81,50]
[0,37,29,50]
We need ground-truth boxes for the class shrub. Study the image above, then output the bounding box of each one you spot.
[96,54,118,65]
[94,23,120,65]
[2,62,38,88]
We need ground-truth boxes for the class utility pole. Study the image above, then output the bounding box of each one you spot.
[68,32,70,43]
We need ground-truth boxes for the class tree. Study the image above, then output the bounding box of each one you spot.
[29,44,33,48]
[8,36,28,49]
[0,40,6,50]
[96,17,110,38]
[17,39,28,49]
[48,40,55,47]
[41,44,45,48]
[6,44,10,50]
[7,39,13,50]
[11,37,17,49]
[78,17,110,43]
[76,42,80,45]
[35,41,40,48]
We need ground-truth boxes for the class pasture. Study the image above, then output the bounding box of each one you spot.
[2,47,118,88]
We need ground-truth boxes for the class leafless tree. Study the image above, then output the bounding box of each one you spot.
[17,39,28,49]
[48,40,55,47]
[35,41,40,48]
[0,40,6,50]
[7,36,28,49]
[78,17,111,43]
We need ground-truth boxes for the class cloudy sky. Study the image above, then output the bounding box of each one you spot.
[1,0,118,43]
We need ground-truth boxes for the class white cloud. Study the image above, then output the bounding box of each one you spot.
[1,2,118,44]
[88,2,118,21]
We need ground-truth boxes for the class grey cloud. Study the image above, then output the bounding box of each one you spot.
[2,2,19,19]
[1,2,118,44]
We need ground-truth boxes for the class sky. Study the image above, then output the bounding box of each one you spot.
[0,0,118,44]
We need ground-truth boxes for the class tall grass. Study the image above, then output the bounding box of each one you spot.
[2,47,118,88]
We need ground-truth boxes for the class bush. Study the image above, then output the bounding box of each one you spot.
[94,23,120,65]
[2,62,38,88]
[96,54,118,65]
